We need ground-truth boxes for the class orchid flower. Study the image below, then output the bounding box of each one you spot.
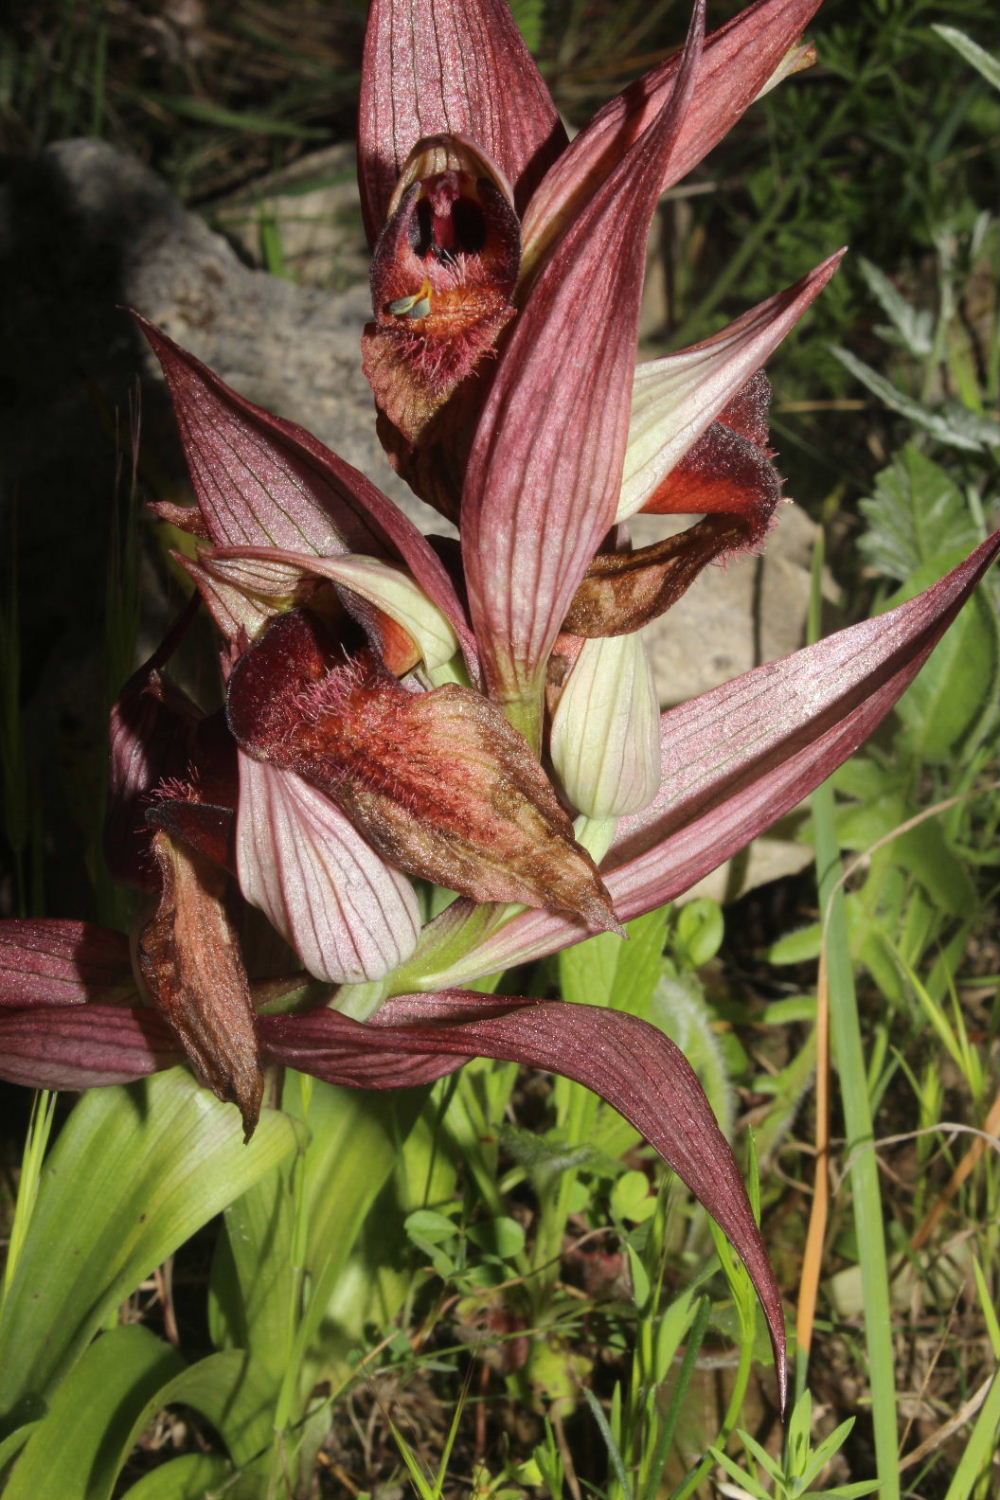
[2,0,998,1411]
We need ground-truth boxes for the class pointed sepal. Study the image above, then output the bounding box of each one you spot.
[358,0,567,242]
[137,830,263,1137]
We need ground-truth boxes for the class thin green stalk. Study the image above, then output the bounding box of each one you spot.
[811,782,900,1497]
[1,1091,58,1320]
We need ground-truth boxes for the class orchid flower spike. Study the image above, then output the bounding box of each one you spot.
[2,0,998,1416]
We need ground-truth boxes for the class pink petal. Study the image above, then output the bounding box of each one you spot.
[0,1005,179,1089]
[0,922,132,1007]
[260,991,787,1406]
[461,3,706,718]
[521,0,824,276]
[408,532,1000,982]
[358,0,567,242]
[138,317,479,677]
[236,753,422,985]
[618,253,844,521]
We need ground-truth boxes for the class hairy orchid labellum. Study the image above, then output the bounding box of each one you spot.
[2,0,999,1418]
[362,135,521,456]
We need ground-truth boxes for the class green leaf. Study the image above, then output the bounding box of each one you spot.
[880,553,999,758]
[856,259,933,357]
[467,1215,526,1259]
[857,445,978,581]
[0,1069,299,1428]
[931,24,1000,90]
[559,907,669,1013]
[610,1169,656,1225]
[3,1325,186,1500]
[831,348,999,452]
[675,898,725,969]
[119,1454,233,1499]
[405,1208,460,1245]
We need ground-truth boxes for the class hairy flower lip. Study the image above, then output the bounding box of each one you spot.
[364,133,522,449]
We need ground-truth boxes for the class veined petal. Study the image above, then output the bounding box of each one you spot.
[0,1005,179,1090]
[549,632,661,817]
[402,534,1000,987]
[521,0,824,279]
[358,0,566,243]
[0,922,132,1007]
[260,991,787,1408]
[616,252,844,522]
[200,545,460,671]
[462,3,706,727]
[236,753,421,985]
[138,317,479,677]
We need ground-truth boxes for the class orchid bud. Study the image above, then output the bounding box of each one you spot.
[549,631,661,817]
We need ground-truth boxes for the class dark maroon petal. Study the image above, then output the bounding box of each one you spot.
[137,316,480,680]
[358,0,567,242]
[105,602,203,889]
[462,4,706,715]
[0,922,133,1007]
[260,990,786,1406]
[0,1005,179,1089]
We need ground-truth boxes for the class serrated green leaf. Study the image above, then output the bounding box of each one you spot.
[880,553,999,758]
[857,445,978,581]
[0,1069,299,1427]
[857,259,933,357]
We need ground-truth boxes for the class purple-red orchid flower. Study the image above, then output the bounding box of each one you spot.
[2,0,998,1411]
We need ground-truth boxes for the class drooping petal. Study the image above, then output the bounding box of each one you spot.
[227,610,621,933]
[138,317,479,679]
[195,545,460,671]
[462,3,706,731]
[0,922,132,1007]
[0,1005,180,1090]
[521,0,824,279]
[549,631,661,817]
[565,435,781,638]
[358,0,567,243]
[104,601,203,888]
[403,533,1000,986]
[259,991,787,1407]
[236,753,421,985]
[138,829,263,1136]
[616,253,844,523]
